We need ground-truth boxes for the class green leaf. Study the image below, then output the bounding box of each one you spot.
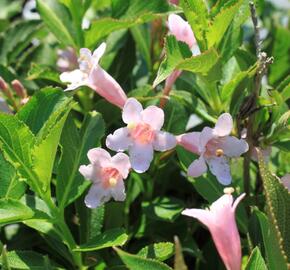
[137,242,174,261]
[85,0,171,48]
[0,20,43,65]
[0,114,40,192]
[0,250,61,270]
[245,247,267,270]
[0,151,26,199]
[36,0,76,47]
[142,197,184,222]
[269,27,290,85]
[76,228,128,252]
[27,64,62,84]
[115,247,173,270]
[258,152,290,266]
[57,111,105,208]
[174,236,188,270]
[180,0,209,50]
[253,209,288,270]
[153,36,219,87]
[206,0,244,48]
[0,199,34,225]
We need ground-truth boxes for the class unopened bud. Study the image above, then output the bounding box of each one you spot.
[0,77,8,91]
[11,80,27,99]
[21,97,30,105]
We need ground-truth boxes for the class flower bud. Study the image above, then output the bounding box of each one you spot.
[11,80,27,99]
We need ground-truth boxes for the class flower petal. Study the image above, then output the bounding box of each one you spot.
[84,183,110,208]
[92,42,106,67]
[60,69,87,90]
[187,157,207,178]
[213,113,233,137]
[281,174,290,191]
[88,66,127,108]
[111,153,131,178]
[182,208,212,227]
[141,106,164,130]
[122,98,143,124]
[176,132,200,154]
[106,127,131,152]
[129,143,154,173]
[206,156,231,185]
[79,164,94,180]
[87,148,111,167]
[110,180,126,202]
[153,131,176,151]
[199,127,214,153]
[220,136,249,157]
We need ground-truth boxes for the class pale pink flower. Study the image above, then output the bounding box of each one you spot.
[168,0,179,5]
[281,174,290,191]
[60,43,127,108]
[163,15,200,97]
[182,191,246,270]
[106,98,176,173]
[57,47,78,72]
[177,113,248,185]
[79,148,131,208]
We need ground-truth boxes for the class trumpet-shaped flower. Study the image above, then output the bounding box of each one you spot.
[163,15,200,100]
[182,190,245,270]
[79,148,131,208]
[106,98,176,173]
[177,113,248,185]
[60,43,127,108]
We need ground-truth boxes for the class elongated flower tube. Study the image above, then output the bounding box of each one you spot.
[79,148,131,208]
[182,190,245,270]
[177,113,248,185]
[160,15,200,107]
[106,98,176,173]
[60,43,127,108]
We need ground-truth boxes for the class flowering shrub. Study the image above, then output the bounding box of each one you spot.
[0,0,289,269]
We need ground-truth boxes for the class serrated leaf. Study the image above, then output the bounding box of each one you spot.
[57,111,105,208]
[85,0,171,48]
[258,152,290,266]
[0,250,61,270]
[76,228,128,252]
[36,0,76,47]
[0,20,43,65]
[153,36,219,87]
[206,0,244,48]
[27,64,62,84]
[115,247,173,270]
[0,199,34,225]
[0,151,26,199]
[245,247,267,270]
[137,242,174,261]
[0,114,41,192]
[253,209,288,270]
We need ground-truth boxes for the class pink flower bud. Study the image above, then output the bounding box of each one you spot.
[11,80,27,99]
[182,192,245,270]
[169,0,179,4]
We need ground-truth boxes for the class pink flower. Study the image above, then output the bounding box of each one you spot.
[177,113,248,185]
[57,47,78,72]
[60,43,127,108]
[281,174,290,191]
[162,15,200,100]
[182,190,245,270]
[106,98,177,173]
[79,148,131,208]
[168,0,179,5]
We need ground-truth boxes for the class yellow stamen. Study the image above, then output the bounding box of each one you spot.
[215,148,224,157]
[223,187,235,195]
[127,122,136,129]
[109,177,117,187]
